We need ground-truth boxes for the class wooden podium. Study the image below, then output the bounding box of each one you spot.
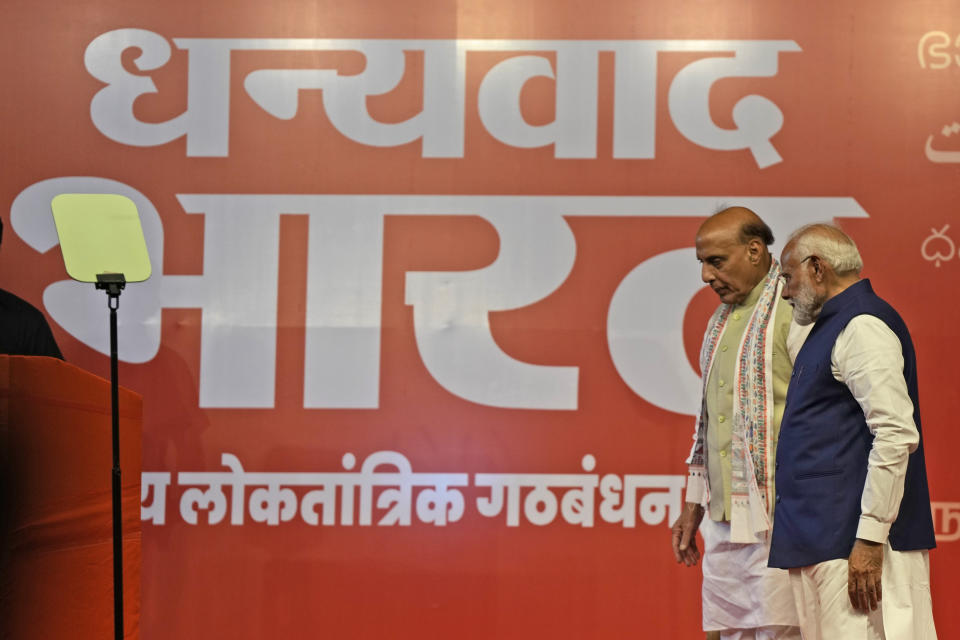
[0,355,141,639]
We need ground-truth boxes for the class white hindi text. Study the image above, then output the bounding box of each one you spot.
[141,451,685,529]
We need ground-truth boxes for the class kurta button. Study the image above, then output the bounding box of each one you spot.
[719,450,727,457]
[718,380,725,387]
[776,494,781,503]
[721,345,728,352]
[718,415,726,423]
[733,313,741,320]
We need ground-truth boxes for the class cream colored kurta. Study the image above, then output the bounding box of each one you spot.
[704,278,793,521]
[691,277,800,633]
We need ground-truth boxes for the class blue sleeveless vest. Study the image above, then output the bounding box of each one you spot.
[768,280,935,569]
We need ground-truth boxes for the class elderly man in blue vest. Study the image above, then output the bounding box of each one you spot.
[770,224,937,639]
[671,207,800,640]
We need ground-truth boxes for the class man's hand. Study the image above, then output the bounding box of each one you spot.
[670,502,705,566]
[848,538,883,612]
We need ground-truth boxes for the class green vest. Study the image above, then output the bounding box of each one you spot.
[705,277,793,521]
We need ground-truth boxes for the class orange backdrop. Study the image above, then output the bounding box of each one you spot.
[2,1,959,638]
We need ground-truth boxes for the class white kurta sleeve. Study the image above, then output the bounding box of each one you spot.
[684,470,707,504]
[685,420,708,504]
[831,314,919,543]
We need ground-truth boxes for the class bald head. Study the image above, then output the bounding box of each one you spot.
[695,207,774,305]
[698,207,775,247]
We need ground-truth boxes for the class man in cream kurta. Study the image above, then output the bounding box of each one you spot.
[670,207,799,640]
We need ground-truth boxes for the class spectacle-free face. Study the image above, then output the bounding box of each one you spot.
[695,226,765,305]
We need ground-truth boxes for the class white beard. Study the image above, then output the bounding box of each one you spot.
[790,285,824,326]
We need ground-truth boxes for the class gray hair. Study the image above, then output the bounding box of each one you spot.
[787,223,863,275]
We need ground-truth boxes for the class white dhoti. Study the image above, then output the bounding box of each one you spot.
[701,518,799,636]
[788,543,937,640]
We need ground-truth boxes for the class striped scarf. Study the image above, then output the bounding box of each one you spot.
[687,260,783,543]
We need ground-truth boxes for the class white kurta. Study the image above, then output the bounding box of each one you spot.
[785,315,937,639]
[700,518,799,633]
[687,285,799,634]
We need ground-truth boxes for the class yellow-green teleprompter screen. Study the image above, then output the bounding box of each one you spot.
[50,194,151,283]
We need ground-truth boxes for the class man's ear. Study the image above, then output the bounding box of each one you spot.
[747,238,764,264]
[809,255,825,281]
